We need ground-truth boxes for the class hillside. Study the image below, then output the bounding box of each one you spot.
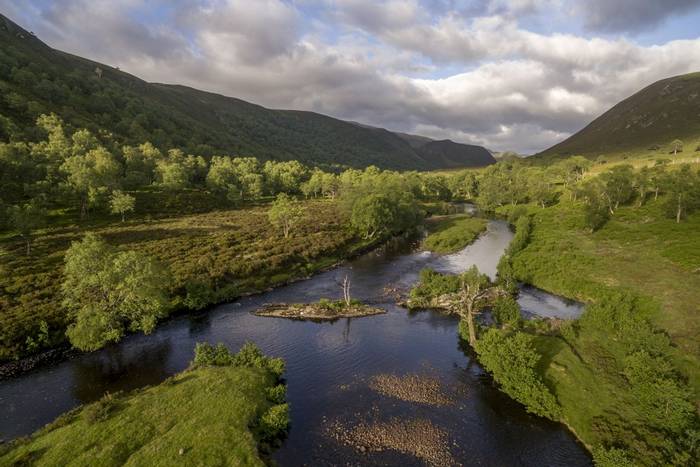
[0,14,494,171]
[537,72,700,159]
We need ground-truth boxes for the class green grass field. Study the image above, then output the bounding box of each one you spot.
[496,198,699,464]
[0,196,372,362]
[0,363,278,466]
[422,215,487,253]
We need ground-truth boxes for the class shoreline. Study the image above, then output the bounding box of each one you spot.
[253,302,386,320]
[0,232,404,380]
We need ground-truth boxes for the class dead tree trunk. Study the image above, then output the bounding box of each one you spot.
[342,275,351,306]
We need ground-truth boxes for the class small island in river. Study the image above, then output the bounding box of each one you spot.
[254,300,386,320]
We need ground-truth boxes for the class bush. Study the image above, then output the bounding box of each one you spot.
[83,392,120,424]
[265,384,287,404]
[492,296,520,326]
[591,446,635,467]
[258,404,290,441]
[193,342,234,366]
[408,268,460,307]
[476,329,561,420]
[184,280,215,310]
[233,342,286,379]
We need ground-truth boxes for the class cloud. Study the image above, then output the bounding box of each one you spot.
[4,0,700,154]
[575,0,700,33]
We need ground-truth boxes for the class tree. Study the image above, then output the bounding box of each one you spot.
[526,168,558,208]
[267,193,304,238]
[9,202,47,255]
[670,139,683,156]
[263,160,308,194]
[61,145,121,218]
[456,266,498,347]
[350,193,394,239]
[597,165,635,214]
[476,329,561,420]
[578,180,611,232]
[110,190,135,222]
[663,164,699,223]
[207,156,263,201]
[62,234,170,351]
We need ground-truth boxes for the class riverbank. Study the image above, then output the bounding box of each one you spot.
[254,302,385,320]
[0,199,383,366]
[422,214,488,254]
[495,200,699,466]
[0,344,287,465]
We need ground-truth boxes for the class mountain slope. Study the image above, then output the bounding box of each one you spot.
[537,72,700,158]
[0,14,494,170]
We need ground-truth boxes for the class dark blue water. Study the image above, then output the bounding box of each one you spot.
[0,220,590,466]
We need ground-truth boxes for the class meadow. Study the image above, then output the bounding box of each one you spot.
[0,343,286,466]
[496,198,699,465]
[0,195,372,362]
[422,214,487,253]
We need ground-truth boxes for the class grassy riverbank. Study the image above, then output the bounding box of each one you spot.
[495,199,699,465]
[422,215,487,253]
[0,198,374,362]
[0,344,287,466]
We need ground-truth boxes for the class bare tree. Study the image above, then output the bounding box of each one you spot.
[342,275,351,306]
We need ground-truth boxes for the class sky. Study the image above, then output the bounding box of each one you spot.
[3,0,700,154]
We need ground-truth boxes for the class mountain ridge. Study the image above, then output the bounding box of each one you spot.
[0,13,495,170]
[536,72,700,159]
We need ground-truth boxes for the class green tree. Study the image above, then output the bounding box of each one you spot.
[578,181,611,232]
[9,202,47,255]
[267,193,304,238]
[62,234,170,351]
[476,329,561,420]
[207,156,263,201]
[663,164,699,223]
[670,139,683,156]
[597,165,635,214]
[61,144,121,218]
[263,160,308,194]
[110,190,135,222]
[526,168,558,208]
[350,193,394,239]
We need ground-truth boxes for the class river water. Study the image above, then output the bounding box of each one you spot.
[0,219,590,466]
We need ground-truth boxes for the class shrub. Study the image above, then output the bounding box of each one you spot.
[184,280,215,311]
[233,342,286,378]
[476,329,561,420]
[265,384,287,404]
[409,268,460,307]
[83,392,120,424]
[258,404,290,441]
[193,342,234,366]
[591,445,635,467]
[492,296,520,326]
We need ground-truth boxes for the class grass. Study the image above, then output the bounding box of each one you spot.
[422,215,487,254]
[503,199,700,388]
[0,364,277,466]
[496,198,699,464]
[0,195,374,362]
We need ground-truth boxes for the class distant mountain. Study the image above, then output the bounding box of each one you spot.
[0,14,495,171]
[537,72,700,159]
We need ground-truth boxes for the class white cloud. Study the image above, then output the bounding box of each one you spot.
[4,0,700,153]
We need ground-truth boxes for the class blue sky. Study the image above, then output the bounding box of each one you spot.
[2,0,700,153]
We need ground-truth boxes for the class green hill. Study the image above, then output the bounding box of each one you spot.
[0,14,494,171]
[536,72,700,159]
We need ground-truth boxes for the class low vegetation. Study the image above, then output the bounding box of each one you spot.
[254,300,385,320]
[0,343,287,466]
[422,214,487,253]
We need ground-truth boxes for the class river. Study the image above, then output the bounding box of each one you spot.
[0,219,590,465]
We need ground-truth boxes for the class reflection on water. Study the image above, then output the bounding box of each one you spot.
[0,217,590,465]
